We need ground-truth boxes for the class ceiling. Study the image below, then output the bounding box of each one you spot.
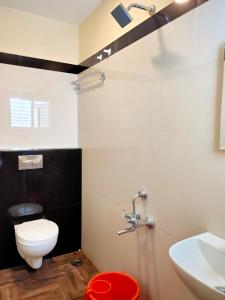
[0,0,103,25]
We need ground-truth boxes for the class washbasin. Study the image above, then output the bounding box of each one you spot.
[169,233,225,300]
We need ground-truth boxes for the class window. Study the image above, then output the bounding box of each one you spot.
[10,98,32,128]
[10,98,49,128]
[33,101,49,128]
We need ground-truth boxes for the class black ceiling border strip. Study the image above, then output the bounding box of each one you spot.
[0,52,87,74]
[80,0,209,69]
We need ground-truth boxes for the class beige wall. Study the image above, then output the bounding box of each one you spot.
[79,0,225,299]
[0,6,79,64]
[79,0,172,62]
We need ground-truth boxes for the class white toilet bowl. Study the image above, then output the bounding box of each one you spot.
[15,218,59,269]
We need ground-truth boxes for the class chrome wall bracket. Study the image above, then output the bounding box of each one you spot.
[72,70,106,91]
[146,216,155,228]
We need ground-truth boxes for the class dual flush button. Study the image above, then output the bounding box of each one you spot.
[18,155,43,170]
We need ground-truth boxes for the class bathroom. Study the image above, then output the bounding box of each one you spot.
[0,0,224,299]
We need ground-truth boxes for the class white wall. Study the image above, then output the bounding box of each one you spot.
[79,1,225,299]
[0,6,79,64]
[0,63,78,149]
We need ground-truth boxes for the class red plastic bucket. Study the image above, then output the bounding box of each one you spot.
[84,272,140,300]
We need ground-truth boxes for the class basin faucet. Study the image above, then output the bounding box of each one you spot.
[117,189,155,236]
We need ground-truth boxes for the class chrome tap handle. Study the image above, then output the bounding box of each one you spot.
[138,189,148,199]
[122,209,140,225]
[123,210,133,221]
[123,209,133,220]
[122,209,129,219]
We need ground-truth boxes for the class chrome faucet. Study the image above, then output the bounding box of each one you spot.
[117,189,155,236]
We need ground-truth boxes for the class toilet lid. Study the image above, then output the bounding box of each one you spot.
[16,219,58,244]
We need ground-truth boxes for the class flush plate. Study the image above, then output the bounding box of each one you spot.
[18,155,43,170]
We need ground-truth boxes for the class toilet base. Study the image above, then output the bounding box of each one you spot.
[25,256,43,269]
[16,243,43,269]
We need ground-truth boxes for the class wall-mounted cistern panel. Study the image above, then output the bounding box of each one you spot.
[18,155,43,170]
[169,233,225,300]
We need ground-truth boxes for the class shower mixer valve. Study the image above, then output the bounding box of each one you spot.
[122,209,141,226]
[117,189,155,236]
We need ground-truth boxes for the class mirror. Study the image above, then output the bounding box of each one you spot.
[220,45,225,149]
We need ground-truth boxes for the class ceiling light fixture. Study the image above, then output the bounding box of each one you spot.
[175,0,189,3]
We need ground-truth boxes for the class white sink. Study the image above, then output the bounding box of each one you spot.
[169,233,225,300]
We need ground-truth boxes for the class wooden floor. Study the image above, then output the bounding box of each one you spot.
[0,251,98,300]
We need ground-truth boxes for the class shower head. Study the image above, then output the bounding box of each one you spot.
[111,2,156,28]
[111,4,133,28]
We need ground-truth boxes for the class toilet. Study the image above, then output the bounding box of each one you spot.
[8,203,59,269]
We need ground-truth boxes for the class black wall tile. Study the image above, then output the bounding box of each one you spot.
[45,204,81,257]
[0,52,87,74]
[0,216,23,269]
[0,149,82,269]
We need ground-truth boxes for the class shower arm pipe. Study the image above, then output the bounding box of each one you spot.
[127,3,156,14]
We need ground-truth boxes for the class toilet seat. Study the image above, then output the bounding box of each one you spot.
[15,219,59,245]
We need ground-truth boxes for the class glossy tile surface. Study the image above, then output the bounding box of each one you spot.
[79,1,225,299]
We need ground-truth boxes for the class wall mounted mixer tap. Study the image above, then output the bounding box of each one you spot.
[117,189,155,236]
